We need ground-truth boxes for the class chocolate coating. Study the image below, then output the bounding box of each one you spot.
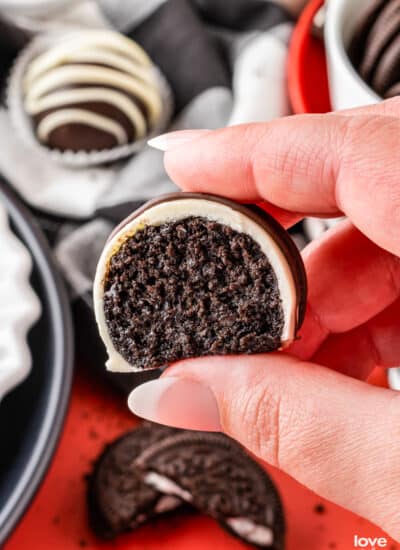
[35,100,136,151]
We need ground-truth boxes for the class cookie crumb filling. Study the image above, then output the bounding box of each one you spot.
[103,217,284,370]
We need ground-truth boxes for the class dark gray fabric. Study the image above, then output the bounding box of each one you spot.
[192,0,292,31]
[128,0,231,111]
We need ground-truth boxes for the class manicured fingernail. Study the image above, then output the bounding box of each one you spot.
[147,129,210,151]
[128,377,221,431]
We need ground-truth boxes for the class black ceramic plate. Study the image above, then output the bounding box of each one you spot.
[0,181,74,544]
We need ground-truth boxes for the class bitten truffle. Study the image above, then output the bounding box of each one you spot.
[93,192,307,372]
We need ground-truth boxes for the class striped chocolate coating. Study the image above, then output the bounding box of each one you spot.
[23,30,163,152]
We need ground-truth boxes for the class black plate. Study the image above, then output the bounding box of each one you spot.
[0,181,74,544]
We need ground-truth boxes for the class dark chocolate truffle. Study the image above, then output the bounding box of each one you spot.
[23,30,163,152]
[94,193,307,372]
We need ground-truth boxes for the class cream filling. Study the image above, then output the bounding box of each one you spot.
[93,198,298,373]
[24,65,161,125]
[226,517,274,546]
[26,87,147,139]
[26,49,155,87]
[144,472,193,502]
[37,108,127,145]
[24,30,151,85]
[154,495,182,514]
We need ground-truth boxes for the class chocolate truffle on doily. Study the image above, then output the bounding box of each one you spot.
[8,29,173,167]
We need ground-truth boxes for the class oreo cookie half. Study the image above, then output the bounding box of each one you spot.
[135,432,285,549]
[348,0,387,70]
[385,81,400,97]
[87,422,182,539]
[348,0,400,97]
[93,192,307,372]
[371,32,400,95]
[359,1,400,83]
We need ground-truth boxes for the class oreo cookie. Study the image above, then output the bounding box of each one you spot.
[87,422,182,539]
[359,2,400,83]
[385,81,400,97]
[371,33,400,95]
[136,431,285,549]
[348,0,387,70]
[348,0,400,98]
[89,425,285,548]
[93,192,307,372]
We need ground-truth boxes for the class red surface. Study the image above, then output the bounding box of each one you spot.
[3,2,396,548]
[288,0,332,114]
[5,366,397,550]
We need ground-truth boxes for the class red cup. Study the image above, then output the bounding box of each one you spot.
[288,0,332,114]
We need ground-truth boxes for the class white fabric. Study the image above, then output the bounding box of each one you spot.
[0,109,114,217]
[229,31,291,125]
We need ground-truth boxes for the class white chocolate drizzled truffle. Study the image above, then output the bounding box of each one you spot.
[23,30,163,152]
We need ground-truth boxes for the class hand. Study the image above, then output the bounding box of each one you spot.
[129,98,400,540]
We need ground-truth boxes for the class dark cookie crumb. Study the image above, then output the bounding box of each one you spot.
[314,503,326,515]
[104,217,284,370]
[88,428,99,440]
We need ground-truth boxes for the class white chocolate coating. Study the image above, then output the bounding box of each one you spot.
[23,30,161,147]
[24,30,152,84]
[26,88,147,139]
[36,108,128,145]
[93,198,298,372]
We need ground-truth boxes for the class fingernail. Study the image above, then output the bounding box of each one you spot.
[128,377,221,431]
[147,129,210,151]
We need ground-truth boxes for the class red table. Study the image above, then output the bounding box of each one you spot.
[5,366,397,550]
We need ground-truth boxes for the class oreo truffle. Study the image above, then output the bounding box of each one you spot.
[348,0,400,98]
[93,192,307,372]
[23,30,163,152]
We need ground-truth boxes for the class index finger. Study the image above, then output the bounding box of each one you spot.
[163,106,400,256]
